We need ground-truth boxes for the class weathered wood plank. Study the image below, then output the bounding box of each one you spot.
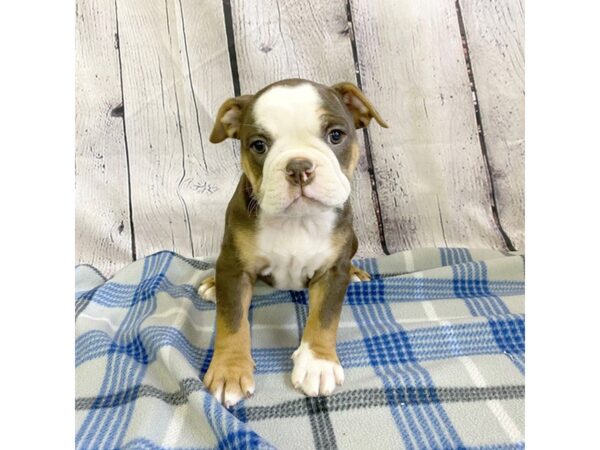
[115,0,238,260]
[75,0,133,276]
[229,0,385,257]
[459,0,525,250]
[350,0,510,252]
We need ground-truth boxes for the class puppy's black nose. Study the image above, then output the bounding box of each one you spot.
[286,158,315,186]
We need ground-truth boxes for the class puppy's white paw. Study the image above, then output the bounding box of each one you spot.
[350,274,361,283]
[198,276,216,303]
[291,342,344,397]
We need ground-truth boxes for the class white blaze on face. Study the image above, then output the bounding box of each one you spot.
[252,83,352,215]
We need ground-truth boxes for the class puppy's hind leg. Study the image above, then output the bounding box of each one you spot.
[350,265,371,283]
[199,275,217,303]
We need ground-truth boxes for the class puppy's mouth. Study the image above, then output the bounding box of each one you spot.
[280,189,330,214]
[257,157,352,216]
[286,193,321,209]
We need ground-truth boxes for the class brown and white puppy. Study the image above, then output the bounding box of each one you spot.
[199,79,387,407]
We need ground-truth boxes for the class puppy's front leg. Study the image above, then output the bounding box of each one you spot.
[203,258,255,407]
[292,261,350,397]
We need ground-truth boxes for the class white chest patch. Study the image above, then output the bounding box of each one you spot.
[257,210,337,290]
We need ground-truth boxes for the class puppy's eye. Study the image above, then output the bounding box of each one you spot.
[327,129,346,145]
[249,139,267,154]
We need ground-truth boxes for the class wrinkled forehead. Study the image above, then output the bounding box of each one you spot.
[250,82,347,140]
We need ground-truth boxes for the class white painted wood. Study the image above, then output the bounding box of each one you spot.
[459,0,525,250]
[75,0,525,273]
[115,0,238,261]
[75,0,132,276]
[350,0,510,252]
[230,0,384,257]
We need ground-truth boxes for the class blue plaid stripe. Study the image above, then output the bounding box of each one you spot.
[77,327,209,369]
[76,249,524,449]
[489,316,525,354]
[440,248,473,267]
[489,316,525,374]
[77,315,526,374]
[202,390,275,450]
[364,330,415,365]
[76,252,174,450]
[408,321,504,360]
[346,278,385,304]
[382,278,522,302]
[252,277,522,307]
[83,277,523,311]
[88,279,212,311]
[350,259,464,449]
[357,304,464,448]
[448,257,524,374]
[76,286,101,302]
[453,261,511,316]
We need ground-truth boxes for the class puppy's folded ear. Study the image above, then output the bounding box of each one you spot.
[210,95,254,143]
[332,82,388,129]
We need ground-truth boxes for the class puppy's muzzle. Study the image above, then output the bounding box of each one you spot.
[285,158,315,187]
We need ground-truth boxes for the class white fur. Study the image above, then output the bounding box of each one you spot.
[253,83,323,139]
[252,83,351,215]
[198,282,216,303]
[291,342,344,396]
[223,390,243,408]
[257,210,337,290]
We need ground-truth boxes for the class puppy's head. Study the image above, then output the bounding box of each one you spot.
[210,79,387,216]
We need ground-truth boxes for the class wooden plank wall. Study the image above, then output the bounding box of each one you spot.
[459,0,525,249]
[75,0,525,276]
[75,0,133,276]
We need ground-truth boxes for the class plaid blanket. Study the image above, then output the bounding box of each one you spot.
[75,248,525,449]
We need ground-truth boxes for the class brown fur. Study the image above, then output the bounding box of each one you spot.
[350,264,371,281]
[344,141,361,177]
[203,79,387,403]
[331,82,389,129]
[204,271,255,405]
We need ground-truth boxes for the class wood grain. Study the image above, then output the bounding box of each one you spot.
[459,0,525,250]
[75,0,525,273]
[75,0,133,276]
[115,0,238,262]
[349,0,510,252]
[229,0,385,257]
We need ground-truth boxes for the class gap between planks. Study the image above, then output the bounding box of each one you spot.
[454,0,516,252]
[114,0,137,261]
[220,0,389,255]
